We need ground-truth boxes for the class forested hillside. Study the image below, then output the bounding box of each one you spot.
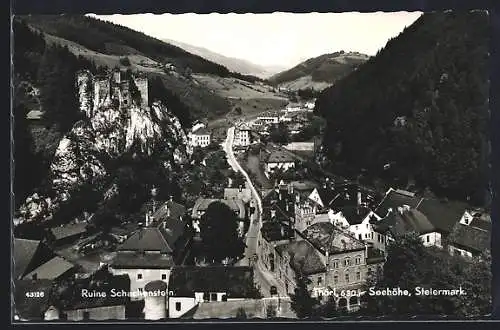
[315,11,489,206]
[21,14,232,76]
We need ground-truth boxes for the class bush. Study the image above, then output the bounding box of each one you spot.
[119,57,131,66]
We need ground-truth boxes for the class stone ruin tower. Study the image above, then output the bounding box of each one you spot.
[76,68,149,117]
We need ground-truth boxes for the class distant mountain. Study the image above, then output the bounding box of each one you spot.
[315,11,489,206]
[269,51,370,91]
[163,38,286,79]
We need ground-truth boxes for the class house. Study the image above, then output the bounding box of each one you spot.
[233,128,252,147]
[14,279,54,321]
[447,213,491,258]
[110,200,190,301]
[256,115,279,125]
[167,266,257,318]
[263,150,296,178]
[47,222,88,246]
[13,238,75,281]
[274,239,326,296]
[373,188,468,247]
[372,206,443,248]
[290,222,385,311]
[259,220,296,274]
[188,127,211,150]
[23,256,76,281]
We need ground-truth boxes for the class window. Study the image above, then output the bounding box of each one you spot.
[162,274,167,280]
[137,274,143,280]
[344,258,350,267]
[138,288,143,294]
[334,273,339,284]
[355,256,361,265]
[318,277,322,285]
[210,293,217,301]
[83,311,90,320]
[366,223,369,228]
[355,225,359,230]
[356,271,361,281]
[345,273,350,283]
[175,302,181,311]
[426,235,430,243]
[31,273,38,280]
[333,260,339,268]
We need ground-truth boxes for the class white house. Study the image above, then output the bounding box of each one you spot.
[447,211,491,259]
[110,200,188,301]
[263,150,296,177]
[188,127,211,149]
[233,128,251,147]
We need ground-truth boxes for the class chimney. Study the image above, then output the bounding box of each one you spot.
[325,250,330,268]
[286,203,289,212]
[170,195,173,202]
[280,226,285,238]
[279,192,283,201]
[296,194,300,203]
[357,191,362,207]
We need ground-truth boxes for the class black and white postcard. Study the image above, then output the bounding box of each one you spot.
[11,10,492,322]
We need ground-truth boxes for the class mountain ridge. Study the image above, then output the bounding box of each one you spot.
[269,51,370,91]
[163,38,286,79]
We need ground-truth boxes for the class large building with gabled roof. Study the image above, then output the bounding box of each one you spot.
[110,199,191,301]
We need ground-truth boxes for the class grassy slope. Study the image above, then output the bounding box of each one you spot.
[269,51,370,89]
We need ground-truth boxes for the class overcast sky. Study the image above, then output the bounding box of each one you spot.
[90,12,423,68]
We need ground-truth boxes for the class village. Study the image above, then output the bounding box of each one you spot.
[14,67,491,321]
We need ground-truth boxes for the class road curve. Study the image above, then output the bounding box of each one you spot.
[222,127,287,298]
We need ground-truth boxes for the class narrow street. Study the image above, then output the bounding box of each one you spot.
[222,127,288,299]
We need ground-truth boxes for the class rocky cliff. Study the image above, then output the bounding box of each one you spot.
[17,70,189,223]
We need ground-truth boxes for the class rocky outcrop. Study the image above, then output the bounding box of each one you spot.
[17,70,189,223]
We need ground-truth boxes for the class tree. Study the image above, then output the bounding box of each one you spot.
[119,56,131,66]
[230,171,246,188]
[290,273,319,319]
[269,123,290,144]
[236,307,247,319]
[199,201,246,263]
[362,232,492,317]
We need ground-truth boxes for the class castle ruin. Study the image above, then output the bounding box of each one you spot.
[76,68,149,117]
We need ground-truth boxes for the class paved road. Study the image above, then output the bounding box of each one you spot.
[222,127,287,300]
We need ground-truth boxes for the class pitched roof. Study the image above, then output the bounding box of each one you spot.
[469,217,492,232]
[447,222,491,254]
[289,180,319,192]
[117,227,173,253]
[416,199,467,234]
[192,127,211,135]
[14,239,41,279]
[49,223,87,240]
[265,150,296,164]
[169,266,255,298]
[26,110,44,120]
[14,238,56,280]
[111,252,174,269]
[14,279,53,320]
[275,240,326,275]
[374,188,421,217]
[224,188,253,204]
[337,206,371,225]
[260,221,295,242]
[23,256,75,280]
[373,208,435,236]
[313,187,339,208]
[301,222,365,254]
